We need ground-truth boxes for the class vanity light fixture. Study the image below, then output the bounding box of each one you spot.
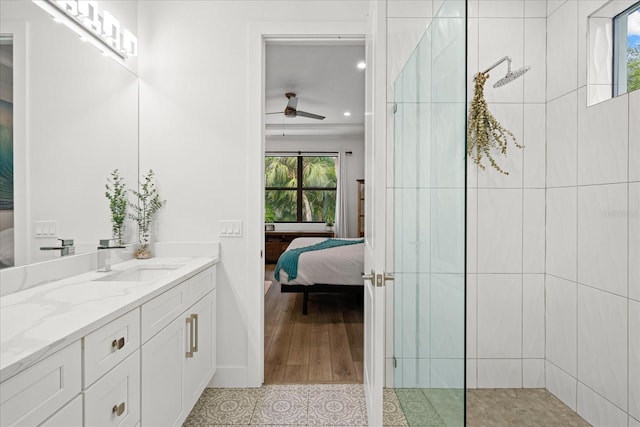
[357,61,366,69]
[32,0,137,61]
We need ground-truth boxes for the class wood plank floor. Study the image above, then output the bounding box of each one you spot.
[264,264,363,384]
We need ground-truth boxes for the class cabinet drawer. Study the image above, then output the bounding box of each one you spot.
[84,350,140,427]
[140,282,186,343]
[40,394,82,427]
[183,266,216,309]
[141,267,215,343]
[0,341,81,426]
[84,308,140,387]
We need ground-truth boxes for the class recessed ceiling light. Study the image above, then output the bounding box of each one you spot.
[357,61,366,69]
[344,111,351,117]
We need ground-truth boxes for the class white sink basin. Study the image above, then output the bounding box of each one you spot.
[94,264,185,282]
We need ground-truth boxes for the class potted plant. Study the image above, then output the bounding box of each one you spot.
[325,218,334,232]
[105,169,128,246]
[129,169,165,259]
[265,208,275,231]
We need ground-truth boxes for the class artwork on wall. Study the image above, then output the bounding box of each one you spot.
[0,39,14,268]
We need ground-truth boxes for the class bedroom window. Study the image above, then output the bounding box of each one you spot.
[613,2,640,96]
[265,154,337,223]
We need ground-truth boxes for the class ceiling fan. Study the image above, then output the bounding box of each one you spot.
[266,92,325,120]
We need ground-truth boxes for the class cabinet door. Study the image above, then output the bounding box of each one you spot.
[141,316,186,427]
[0,341,81,426]
[84,350,140,427]
[39,395,82,427]
[183,290,216,410]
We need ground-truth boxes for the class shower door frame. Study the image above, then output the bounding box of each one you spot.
[387,0,468,424]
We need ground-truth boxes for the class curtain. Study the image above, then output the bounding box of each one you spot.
[336,152,349,238]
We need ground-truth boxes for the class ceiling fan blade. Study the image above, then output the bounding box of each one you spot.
[295,110,325,120]
[286,95,298,110]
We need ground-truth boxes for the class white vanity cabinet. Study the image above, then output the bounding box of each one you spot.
[0,259,218,427]
[141,267,216,427]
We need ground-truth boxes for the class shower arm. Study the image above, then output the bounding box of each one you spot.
[481,56,512,75]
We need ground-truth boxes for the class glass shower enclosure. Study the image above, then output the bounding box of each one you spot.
[391,0,466,425]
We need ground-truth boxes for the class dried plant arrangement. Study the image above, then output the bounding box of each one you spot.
[467,72,523,175]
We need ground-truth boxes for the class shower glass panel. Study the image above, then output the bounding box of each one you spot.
[392,0,466,425]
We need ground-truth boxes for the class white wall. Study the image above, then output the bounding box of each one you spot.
[545,1,640,425]
[137,0,368,386]
[265,136,364,237]
[466,0,547,389]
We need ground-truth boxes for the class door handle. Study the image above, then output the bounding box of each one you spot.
[363,271,393,287]
[362,269,375,281]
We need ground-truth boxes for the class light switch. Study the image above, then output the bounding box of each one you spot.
[219,220,242,237]
[34,220,58,238]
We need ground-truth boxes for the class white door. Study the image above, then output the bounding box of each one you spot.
[363,2,388,425]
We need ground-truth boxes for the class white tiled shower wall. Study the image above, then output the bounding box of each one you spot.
[545,1,640,425]
[466,0,547,390]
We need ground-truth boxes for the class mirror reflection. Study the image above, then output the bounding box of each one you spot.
[0,0,138,268]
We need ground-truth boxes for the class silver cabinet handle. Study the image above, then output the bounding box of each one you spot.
[186,317,194,358]
[112,402,125,416]
[191,313,199,353]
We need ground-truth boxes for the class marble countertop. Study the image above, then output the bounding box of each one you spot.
[0,256,218,382]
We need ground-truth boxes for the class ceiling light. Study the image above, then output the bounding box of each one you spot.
[344,111,351,117]
[357,61,366,69]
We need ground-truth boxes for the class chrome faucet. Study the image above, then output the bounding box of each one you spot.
[40,239,75,256]
[97,239,125,272]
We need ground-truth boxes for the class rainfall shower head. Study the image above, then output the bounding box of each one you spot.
[493,65,531,87]
[480,56,531,88]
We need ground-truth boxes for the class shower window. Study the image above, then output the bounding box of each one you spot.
[613,2,640,95]
[265,154,337,223]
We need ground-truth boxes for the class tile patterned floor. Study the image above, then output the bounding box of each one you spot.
[183,385,590,426]
[183,384,369,426]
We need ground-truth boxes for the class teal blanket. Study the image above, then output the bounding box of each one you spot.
[275,238,364,282]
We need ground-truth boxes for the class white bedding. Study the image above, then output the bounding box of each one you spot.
[277,237,364,287]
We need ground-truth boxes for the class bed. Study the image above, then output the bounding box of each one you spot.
[275,237,365,314]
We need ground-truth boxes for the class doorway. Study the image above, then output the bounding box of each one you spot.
[262,40,366,385]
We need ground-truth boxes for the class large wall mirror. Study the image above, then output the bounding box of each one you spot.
[0,0,138,268]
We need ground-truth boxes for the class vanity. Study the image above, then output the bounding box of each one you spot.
[0,256,218,427]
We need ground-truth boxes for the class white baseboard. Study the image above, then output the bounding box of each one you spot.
[209,366,256,388]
